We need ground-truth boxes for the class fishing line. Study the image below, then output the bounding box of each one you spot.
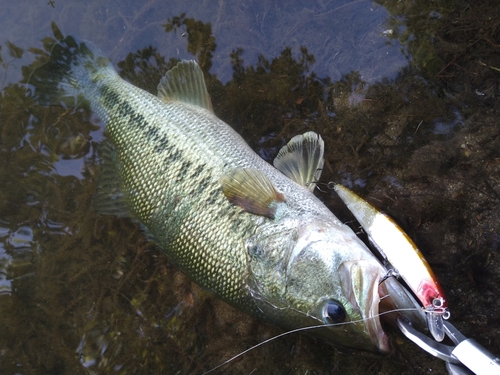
[201,307,420,375]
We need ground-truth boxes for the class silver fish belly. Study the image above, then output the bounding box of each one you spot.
[41,36,424,352]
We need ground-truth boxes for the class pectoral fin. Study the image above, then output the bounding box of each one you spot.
[220,168,285,219]
[273,131,324,191]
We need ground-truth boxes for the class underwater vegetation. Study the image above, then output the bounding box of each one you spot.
[0,1,499,374]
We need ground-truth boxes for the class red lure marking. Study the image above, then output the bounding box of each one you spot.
[418,280,447,309]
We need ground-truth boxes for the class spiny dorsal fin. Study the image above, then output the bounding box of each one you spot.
[273,131,324,192]
[220,168,285,219]
[157,60,213,112]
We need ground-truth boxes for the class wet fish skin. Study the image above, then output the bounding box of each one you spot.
[42,36,423,352]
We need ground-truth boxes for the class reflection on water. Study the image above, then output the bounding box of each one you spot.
[1,1,499,374]
[431,109,464,135]
[0,225,12,295]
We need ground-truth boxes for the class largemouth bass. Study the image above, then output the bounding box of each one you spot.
[36,36,424,353]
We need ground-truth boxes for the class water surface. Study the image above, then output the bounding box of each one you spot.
[1,1,499,374]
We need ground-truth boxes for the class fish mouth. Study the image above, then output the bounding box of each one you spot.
[339,261,390,353]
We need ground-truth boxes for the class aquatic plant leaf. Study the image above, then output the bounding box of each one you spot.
[7,42,23,59]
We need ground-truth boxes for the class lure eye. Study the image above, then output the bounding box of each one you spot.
[322,301,346,324]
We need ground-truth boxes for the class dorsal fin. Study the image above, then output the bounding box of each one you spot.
[273,131,324,191]
[220,168,285,219]
[157,60,213,112]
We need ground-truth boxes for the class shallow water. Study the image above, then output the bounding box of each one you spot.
[1,1,499,374]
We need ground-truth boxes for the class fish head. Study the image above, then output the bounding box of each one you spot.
[287,220,391,352]
[247,218,410,352]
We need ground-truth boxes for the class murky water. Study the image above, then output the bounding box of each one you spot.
[1,1,499,374]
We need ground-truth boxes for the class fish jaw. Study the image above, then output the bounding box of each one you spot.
[339,260,390,353]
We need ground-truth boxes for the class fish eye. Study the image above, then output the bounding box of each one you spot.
[322,300,346,324]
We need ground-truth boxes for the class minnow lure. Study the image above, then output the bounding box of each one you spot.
[334,184,450,341]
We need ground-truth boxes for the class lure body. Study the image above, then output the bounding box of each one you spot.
[334,184,449,341]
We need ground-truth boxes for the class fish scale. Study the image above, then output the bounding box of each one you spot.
[42,35,425,353]
[98,81,259,312]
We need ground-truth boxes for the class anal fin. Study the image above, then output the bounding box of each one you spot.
[93,139,131,217]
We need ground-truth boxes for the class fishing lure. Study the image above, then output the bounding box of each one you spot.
[333,184,450,341]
